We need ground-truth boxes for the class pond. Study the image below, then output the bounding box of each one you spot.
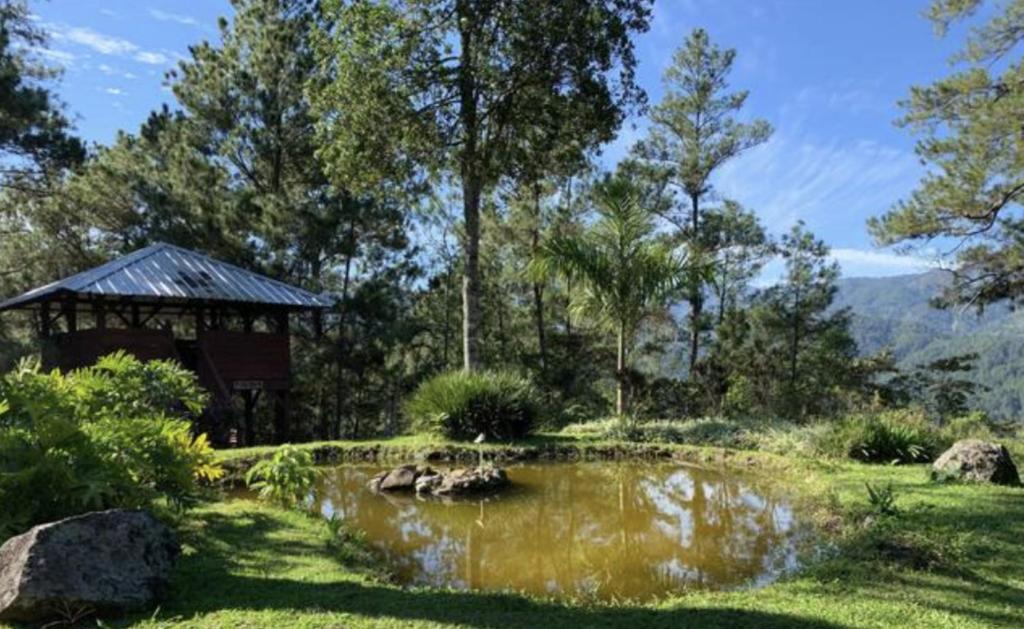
[314,462,805,601]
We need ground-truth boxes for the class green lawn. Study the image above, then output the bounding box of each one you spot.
[107,444,1024,629]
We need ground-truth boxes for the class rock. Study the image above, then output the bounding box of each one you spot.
[368,464,510,497]
[379,464,419,491]
[434,466,509,496]
[0,510,179,623]
[932,439,1021,486]
[414,472,443,495]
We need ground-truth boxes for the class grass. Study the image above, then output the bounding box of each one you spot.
[110,453,1024,628]
[4,437,1024,628]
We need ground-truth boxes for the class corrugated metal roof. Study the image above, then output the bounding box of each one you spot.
[0,243,333,311]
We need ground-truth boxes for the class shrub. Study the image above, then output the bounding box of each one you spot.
[865,482,899,516]
[245,444,317,509]
[939,410,999,443]
[406,370,538,441]
[826,409,942,464]
[0,353,220,540]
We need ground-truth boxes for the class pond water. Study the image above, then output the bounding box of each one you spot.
[314,462,804,601]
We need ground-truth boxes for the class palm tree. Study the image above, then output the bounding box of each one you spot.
[531,176,686,415]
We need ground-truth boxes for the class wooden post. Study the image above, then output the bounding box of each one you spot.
[63,299,77,333]
[39,301,51,339]
[131,303,141,328]
[273,390,289,444]
[94,301,107,331]
[243,390,258,446]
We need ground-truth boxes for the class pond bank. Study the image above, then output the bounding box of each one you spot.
[216,436,791,486]
[104,454,1024,629]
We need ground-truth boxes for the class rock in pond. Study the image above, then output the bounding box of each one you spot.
[0,509,180,623]
[368,464,510,497]
[932,439,1020,486]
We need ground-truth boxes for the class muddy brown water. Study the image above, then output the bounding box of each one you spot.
[313,462,806,601]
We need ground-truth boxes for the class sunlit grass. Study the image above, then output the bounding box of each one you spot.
[108,449,1024,628]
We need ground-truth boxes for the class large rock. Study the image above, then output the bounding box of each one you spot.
[434,466,509,496]
[932,439,1021,486]
[368,464,510,497]
[0,510,180,622]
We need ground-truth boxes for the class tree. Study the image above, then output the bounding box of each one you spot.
[311,0,652,371]
[747,223,857,418]
[870,0,1024,309]
[632,28,771,375]
[531,177,685,416]
[0,0,84,192]
[706,201,771,326]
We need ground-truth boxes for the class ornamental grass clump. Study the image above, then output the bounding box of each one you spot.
[405,370,538,441]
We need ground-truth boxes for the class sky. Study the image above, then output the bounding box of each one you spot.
[27,0,972,279]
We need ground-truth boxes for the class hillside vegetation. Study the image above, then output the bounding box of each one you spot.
[835,271,1024,420]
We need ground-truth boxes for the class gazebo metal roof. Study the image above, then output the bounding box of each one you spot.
[0,242,333,312]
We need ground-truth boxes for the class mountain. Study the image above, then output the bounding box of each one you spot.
[835,271,1024,420]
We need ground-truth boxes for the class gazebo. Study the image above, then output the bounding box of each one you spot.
[0,243,332,444]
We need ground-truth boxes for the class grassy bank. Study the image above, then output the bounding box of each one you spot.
[214,433,795,487]
[108,447,1024,628]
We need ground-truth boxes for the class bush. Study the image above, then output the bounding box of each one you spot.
[939,410,999,443]
[0,353,220,540]
[246,444,317,509]
[823,409,943,464]
[406,370,538,441]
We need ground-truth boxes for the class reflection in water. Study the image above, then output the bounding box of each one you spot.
[316,462,803,601]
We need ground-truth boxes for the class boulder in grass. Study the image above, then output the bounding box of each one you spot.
[931,439,1020,486]
[0,510,179,623]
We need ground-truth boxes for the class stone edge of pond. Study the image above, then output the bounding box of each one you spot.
[215,442,790,488]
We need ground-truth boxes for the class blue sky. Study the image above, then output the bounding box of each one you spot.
[29,0,968,278]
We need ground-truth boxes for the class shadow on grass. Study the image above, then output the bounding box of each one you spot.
[141,506,843,629]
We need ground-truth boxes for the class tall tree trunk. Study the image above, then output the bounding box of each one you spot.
[458,4,483,372]
[443,261,453,367]
[616,322,626,416]
[688,192,703,376]
[788,288,802,414]
[531,183,547,369]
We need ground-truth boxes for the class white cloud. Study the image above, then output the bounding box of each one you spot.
[134,51,168,65]
[714,131,921,237]
[104,87,124,96]
[60,26,138,55]
[44,22,171,68]
[830,248,938,272]
[34,48,76,66]
[148,9,198,27]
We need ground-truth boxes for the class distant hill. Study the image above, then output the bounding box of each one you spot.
[834,271,1024,420]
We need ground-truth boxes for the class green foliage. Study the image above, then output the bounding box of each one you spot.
[245,444,318,509]
[629,28,772,379]
[869,0,1024,310]
[562,416,751,448]
[940,410,999,442]
[406,371,538,441]
[0,353,219,540]
[531,176,686,415]
[0,0,84,178]
[824,410,944,464]
[865,482,899,516]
